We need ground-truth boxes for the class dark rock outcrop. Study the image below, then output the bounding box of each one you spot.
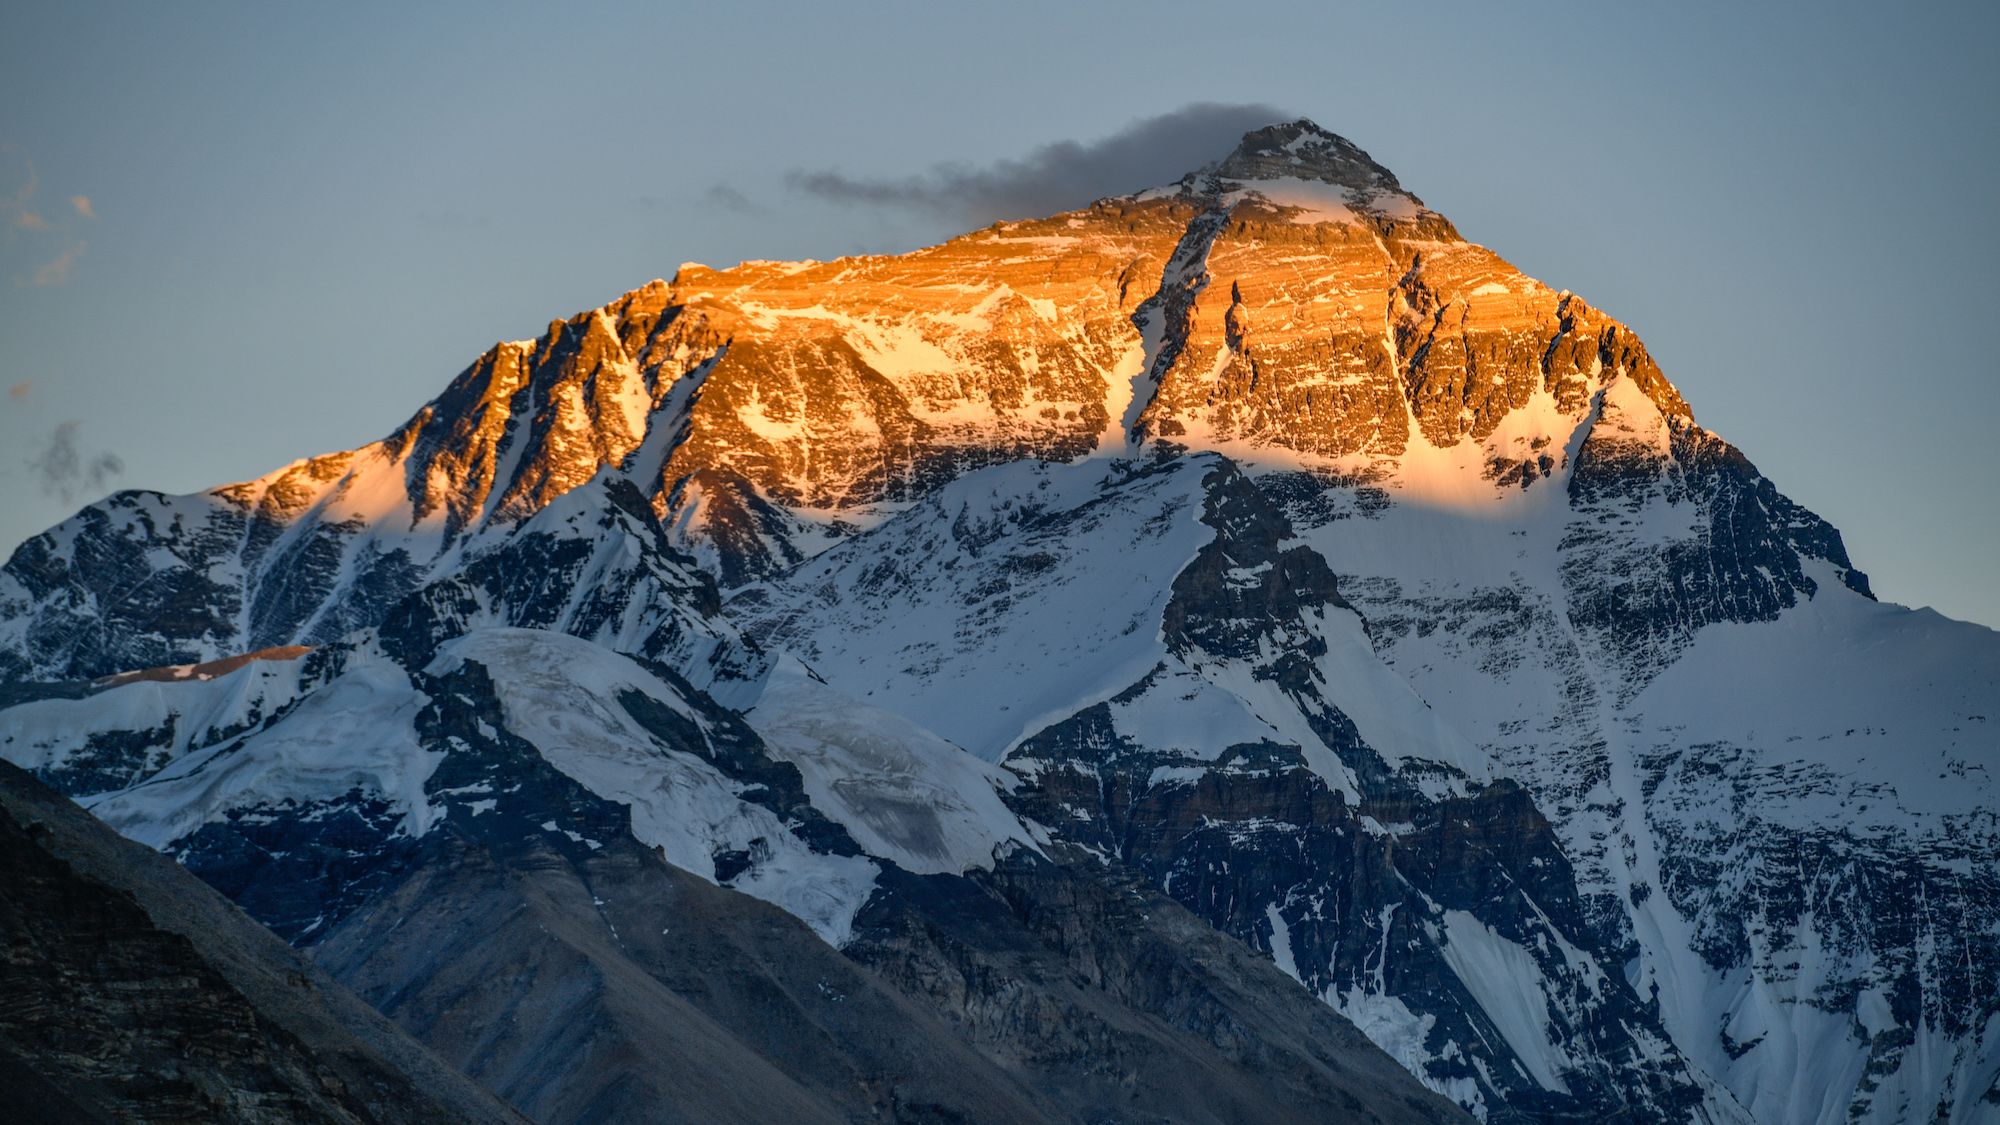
[0,761,520,1125]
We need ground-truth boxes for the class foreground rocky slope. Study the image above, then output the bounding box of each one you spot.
[0,761,521,1124]
[2,119,1995,1123]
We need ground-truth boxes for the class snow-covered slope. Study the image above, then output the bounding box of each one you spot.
[6,625,867,944]
[732,450,1738,1119]
[745,658,1041,875]
[1272,366,1999,1123]
[0,536,1468,1123]
[1323,531,2000,1121]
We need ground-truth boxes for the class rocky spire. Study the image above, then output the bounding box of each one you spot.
[1208,118,1408,193]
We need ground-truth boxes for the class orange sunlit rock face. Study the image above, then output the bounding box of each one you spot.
[317,197,1199,539]
[181,120,1709,602]
[391,195,1674,518]
[658,198,1195,506]
[0,119,1725,676]
[214,120,1703,560]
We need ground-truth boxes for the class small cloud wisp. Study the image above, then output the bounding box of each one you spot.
[701,183,769,217]
[29,241,86,288]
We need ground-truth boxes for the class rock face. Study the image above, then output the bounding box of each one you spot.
[2,118,1996,1124]
[0,761,521,1125]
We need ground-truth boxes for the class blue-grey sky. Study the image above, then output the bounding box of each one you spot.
[3,1,1995,626]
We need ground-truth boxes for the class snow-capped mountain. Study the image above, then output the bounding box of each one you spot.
[2,119,1994,1124]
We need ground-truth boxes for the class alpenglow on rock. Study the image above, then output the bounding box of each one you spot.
[2,119,1995,1125]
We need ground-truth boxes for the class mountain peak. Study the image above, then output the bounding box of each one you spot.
[1210,118,1406,194]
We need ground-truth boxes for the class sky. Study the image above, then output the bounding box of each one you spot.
[2,1,1995,626]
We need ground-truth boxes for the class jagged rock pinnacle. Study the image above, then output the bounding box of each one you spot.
[1209,119,1406,193]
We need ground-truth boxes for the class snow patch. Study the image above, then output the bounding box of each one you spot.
[747,659,1040,875]
[431,628,878,946]
[1440,910,1572,1094]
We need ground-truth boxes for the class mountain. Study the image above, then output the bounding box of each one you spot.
[2,118,1995,1123]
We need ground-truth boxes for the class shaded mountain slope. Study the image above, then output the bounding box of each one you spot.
[0,760,522,1125]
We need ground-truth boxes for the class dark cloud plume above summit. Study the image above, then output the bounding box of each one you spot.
[28,421,122,503]
[787,102,1288,226]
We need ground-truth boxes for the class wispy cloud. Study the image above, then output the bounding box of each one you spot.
[4,149,94,285]
[2,148,39,231]
[29,241,85,287]
[786,102,1289,226]
[27,420,123,503]
[701,183,768,217]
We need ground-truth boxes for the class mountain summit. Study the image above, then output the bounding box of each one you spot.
[1216,119,1405,182]
[1202,118,1430,215]
[2,121,1994,1124]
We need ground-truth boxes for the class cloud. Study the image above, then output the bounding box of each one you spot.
[2,148,40,231]
[2,152,96,283]
[786,102,1289,225]
[8,380,29,401]
[28,241,85,287]
[701,183,768,216]
[28,420,123,503]
[1,150,95,247]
